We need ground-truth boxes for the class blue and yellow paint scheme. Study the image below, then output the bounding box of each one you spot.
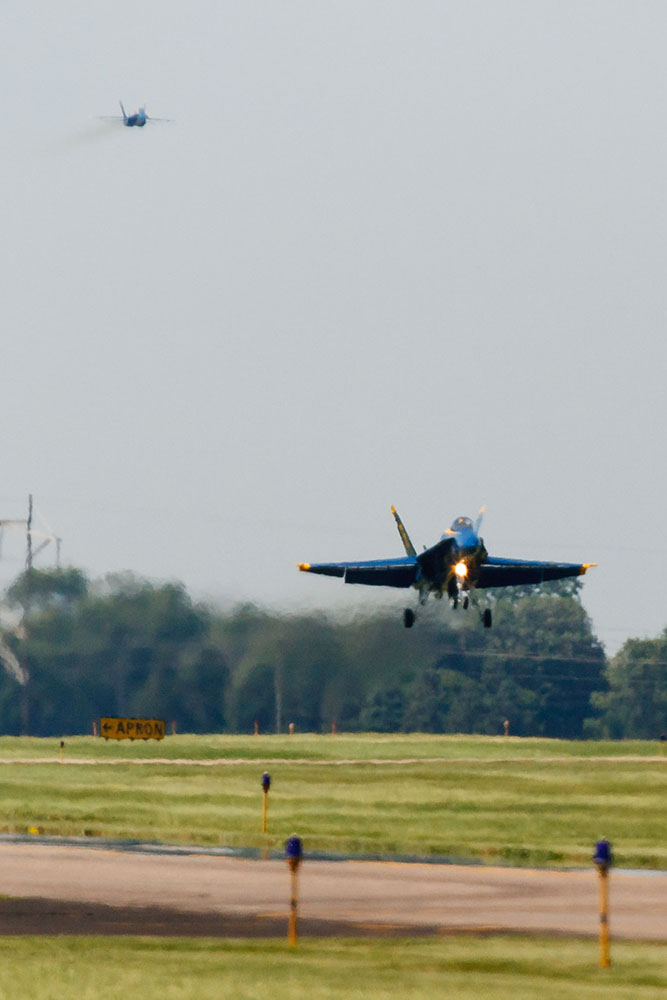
[98,101,171,127]
[298,507,595,628]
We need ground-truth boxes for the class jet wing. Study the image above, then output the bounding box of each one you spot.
[298,557,418,588]
[477,557,595,589]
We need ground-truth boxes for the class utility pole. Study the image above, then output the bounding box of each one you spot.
[22,495,33,735]
[274,662,283,734]
[0,495,62,736]
[26,493,33,573]
[0,495,60,574]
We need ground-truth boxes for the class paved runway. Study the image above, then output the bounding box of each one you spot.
[0,843,665,939]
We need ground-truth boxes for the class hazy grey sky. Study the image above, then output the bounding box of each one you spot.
[2,1,667,652]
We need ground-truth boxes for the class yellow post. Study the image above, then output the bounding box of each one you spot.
[285,835,303,947]
[288,861,299,946]
[593,838,612,968]
[261,772,271,833]
[598,866,610,967]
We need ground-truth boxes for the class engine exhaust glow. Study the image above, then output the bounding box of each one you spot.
[454,561,468,579]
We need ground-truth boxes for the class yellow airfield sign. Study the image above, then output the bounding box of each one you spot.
[100,717,165,741]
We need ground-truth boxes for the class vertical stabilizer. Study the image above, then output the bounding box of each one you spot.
[391,506,417,557]
[119,100,127,122]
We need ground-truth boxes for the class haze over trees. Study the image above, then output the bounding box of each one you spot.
[0,568,663,739]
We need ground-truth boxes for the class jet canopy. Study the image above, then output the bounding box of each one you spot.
[450,516,474,532]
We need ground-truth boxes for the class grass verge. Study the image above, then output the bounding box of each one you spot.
[0,735,665,867]
[0,936,664,1000]
[0,732,664,761]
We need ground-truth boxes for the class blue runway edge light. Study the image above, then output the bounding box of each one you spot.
[594,839,613,868]
[285,835,303,861]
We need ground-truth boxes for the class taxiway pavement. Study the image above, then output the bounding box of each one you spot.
[0,842,665,938]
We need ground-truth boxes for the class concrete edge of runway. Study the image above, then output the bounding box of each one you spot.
[1,832,665,878]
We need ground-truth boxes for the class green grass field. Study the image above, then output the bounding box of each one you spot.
[0,737,665,997]
[1,731,663,760]
[0,734,665,867]
[0,937,664,1000]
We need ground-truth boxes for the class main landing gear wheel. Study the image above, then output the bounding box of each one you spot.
[482,608,492,629]
[403,608,416,629]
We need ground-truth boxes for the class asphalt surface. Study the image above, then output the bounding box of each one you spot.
[0,842,665,939]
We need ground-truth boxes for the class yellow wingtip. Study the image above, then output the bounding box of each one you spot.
[581,562,597,574]
[297,563,311,572]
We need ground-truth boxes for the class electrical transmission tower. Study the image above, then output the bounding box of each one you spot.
[0,494,62,572]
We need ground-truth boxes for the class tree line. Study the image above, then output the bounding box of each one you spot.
[0,567,663,739]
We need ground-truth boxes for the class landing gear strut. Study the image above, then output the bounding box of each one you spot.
[403,608,416,629]
[482,608,492,629]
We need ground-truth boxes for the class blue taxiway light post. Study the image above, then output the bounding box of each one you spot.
[285,835,303,947]
[593,839,613,967]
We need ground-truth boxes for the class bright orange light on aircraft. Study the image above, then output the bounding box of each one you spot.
[454,561,468,579]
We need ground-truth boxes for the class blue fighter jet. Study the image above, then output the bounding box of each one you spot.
[99,101,171,127]
[298,507,595,628]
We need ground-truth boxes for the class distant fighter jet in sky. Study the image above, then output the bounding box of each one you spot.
[298,507,595,629]
[99,101,171,127]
